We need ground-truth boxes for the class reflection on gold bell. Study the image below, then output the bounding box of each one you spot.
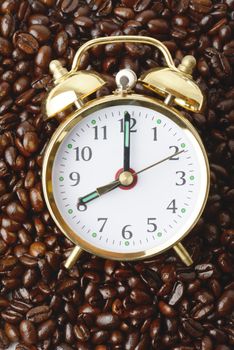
[45,60,106,119]
[139,56,204,112]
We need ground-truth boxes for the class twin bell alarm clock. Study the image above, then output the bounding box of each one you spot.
[42,36,210,269]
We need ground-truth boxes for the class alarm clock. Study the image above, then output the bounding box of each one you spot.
[42,36,210,269]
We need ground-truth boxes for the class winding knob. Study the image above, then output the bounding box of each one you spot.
[178,56,196,75]
[49,60,68,81]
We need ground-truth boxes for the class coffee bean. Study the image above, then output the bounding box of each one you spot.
[6,201,27,222]
[130,289,152,304]
[128,305,154,318]
[74,16,94,29]
[182,318,204,337]
[19,320,37,345]
[217,289,234,316]
[4,322,20,342]
[168,282,184,305]
[0,37,12,56]
[61,0,79,13]
[96,313,120,329]
[124,331,140,350]
[16,33,39,55]
[26,305,51,324]
[28,25,50,43]
[158,301,176,318]
[148,19,169,34]
[37,319,56,340]
[74,323,90,342]
[35,46,52,69]
[53,30,68,56]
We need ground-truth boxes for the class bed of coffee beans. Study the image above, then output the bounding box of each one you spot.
[0,0,234,349]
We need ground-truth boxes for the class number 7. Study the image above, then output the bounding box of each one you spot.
[98,218,108,232]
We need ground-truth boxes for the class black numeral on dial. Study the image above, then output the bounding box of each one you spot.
[119,117,137,133]
[94,126,107,140]
[176,171,186,186]
[122,225,133,240]
[167,199,178,213]
[98,218,108,232]
[147,218,157,232]
[69,172,80,186]
[75,146,92,161]
[169,146,179,160]
[152,127,158,141]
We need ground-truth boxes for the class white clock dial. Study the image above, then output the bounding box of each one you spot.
[49,100,209,257]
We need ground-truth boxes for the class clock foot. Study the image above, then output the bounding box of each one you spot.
[64,245,83,269]
[173,242,193,266]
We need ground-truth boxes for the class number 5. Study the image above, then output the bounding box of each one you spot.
[147,218,157,232]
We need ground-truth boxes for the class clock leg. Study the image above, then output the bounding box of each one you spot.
[173,242,193,266]
[64,245,83,269]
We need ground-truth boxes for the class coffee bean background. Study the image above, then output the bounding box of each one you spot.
[0,0,234,349]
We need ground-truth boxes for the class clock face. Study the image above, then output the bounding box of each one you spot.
[44,98,209,259]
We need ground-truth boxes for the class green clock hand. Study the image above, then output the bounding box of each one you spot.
[123,111,131,171]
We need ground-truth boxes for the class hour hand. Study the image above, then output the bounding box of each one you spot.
[77,179,120,209]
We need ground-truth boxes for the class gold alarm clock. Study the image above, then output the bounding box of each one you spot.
[42,36,210,269]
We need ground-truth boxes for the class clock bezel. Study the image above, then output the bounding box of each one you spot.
[42,94,210,261]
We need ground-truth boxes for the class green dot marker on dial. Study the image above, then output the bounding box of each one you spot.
[181,208,186,213]
[157,232,162,237]
[68,209,73,214]
[59,176,64,181]
[157,119,161,124]
[181,143,186,148]
[67,144,72,149]
[125,241,130,246]
[190,175,195,180]
[92,232,97,238]
[91,120,96,125]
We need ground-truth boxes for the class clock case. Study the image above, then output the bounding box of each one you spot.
[42,35,210,269]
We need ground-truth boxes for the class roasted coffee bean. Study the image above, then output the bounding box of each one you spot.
[28,25,50,43]
[4,322,20,342]
[217,289,234,316]
[19,320,37,345]
[0,37,12,56]
[130,288,152,304]
[16,33,39,55]
[148,19,169,34]
[182,318,204,338]
[53,30,68,57]
[73,323,90,342]
[37,319,56,341]
[128,305,154,318]
[35,46,52,69]
[96,313,120,329]
[26,305,52,323]
[158,301,176,318]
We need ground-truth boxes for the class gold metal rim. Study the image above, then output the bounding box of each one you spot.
[42,94,210,261]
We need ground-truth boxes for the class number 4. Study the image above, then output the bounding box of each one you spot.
[167,199,178,213]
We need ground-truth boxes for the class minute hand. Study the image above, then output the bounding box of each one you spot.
[133,150,185,176]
